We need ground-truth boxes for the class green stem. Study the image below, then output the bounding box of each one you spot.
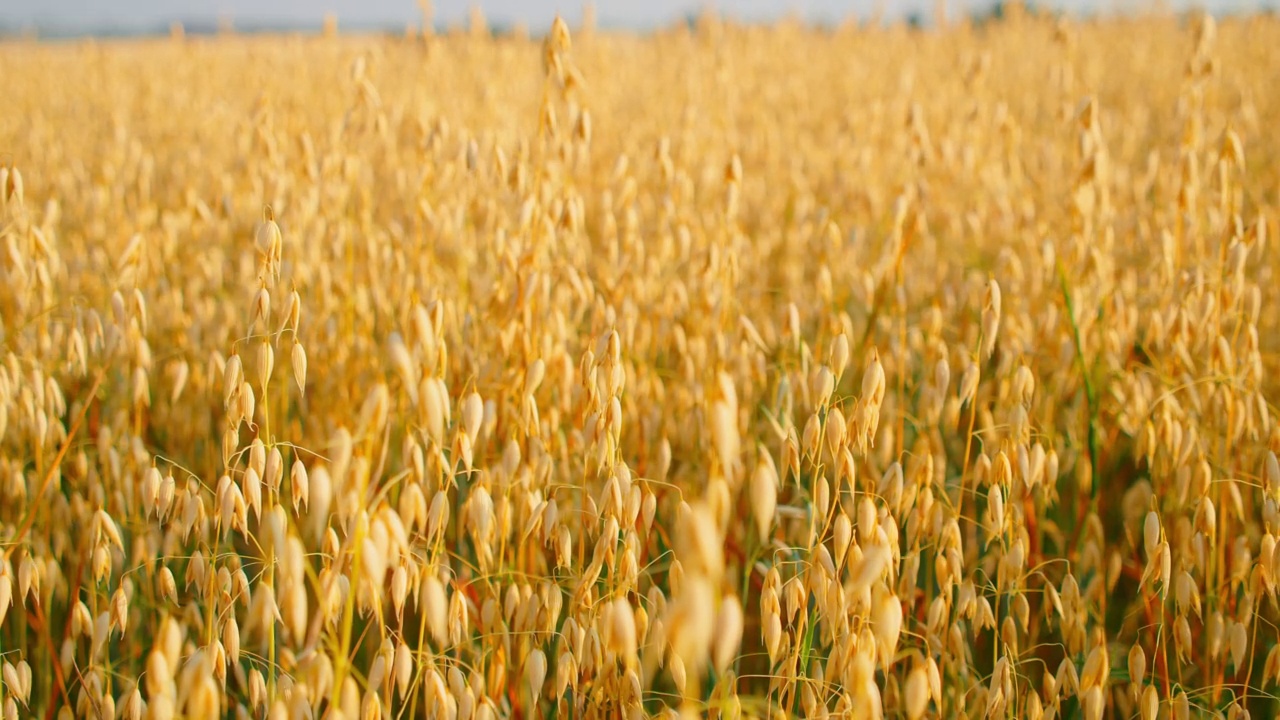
[331,497,370,712]
[1057,263,1098,503]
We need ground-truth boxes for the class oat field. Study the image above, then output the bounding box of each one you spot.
[1,6,1279,719]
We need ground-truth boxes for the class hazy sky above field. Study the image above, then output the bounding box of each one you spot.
[2,0,1266,34]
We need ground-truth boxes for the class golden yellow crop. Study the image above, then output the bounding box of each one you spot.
[0,5,1279,719]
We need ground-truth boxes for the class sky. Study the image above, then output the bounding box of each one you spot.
[0,0,1266,35]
